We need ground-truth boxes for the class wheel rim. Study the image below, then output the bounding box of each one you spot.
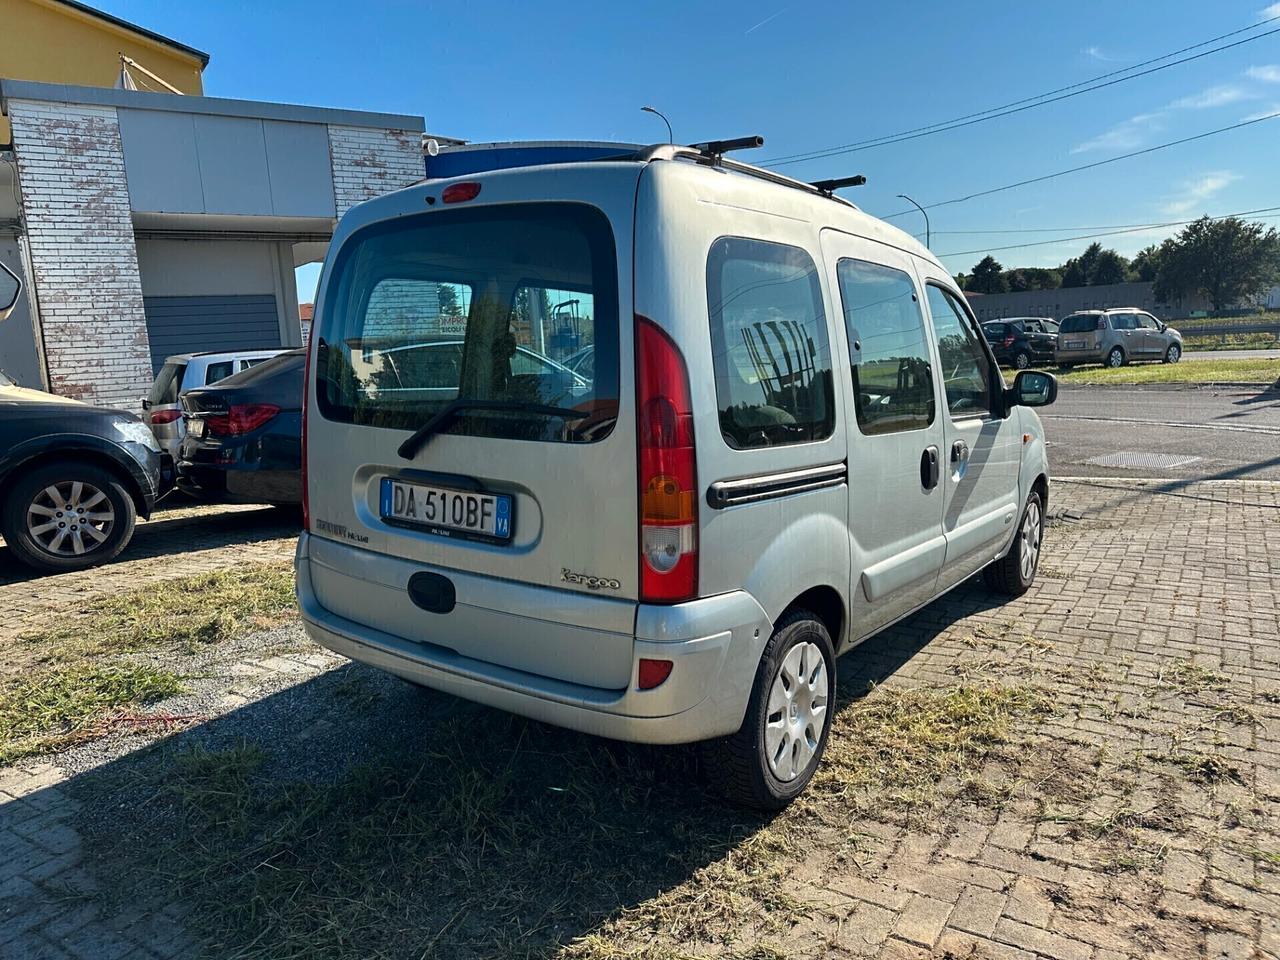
[764,640,829,782]
[1019,499,1042,582]
[1015,353,1029,369]
[25,481,115,558]
[1169,345,1180,363]
[1109,349,1123,367]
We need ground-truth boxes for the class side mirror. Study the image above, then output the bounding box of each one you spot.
[0,261,21,322]
[1007,369,1057,408]
[1158,321,1167,331]
[141,398,152,411]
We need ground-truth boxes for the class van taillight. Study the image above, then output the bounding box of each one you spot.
[1002,334,1015,348]
[636,316,697,603]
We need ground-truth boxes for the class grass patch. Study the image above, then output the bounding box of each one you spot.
[108,681,1049,959]
[15,563,296,668]
[0,664,182,764]
[1037,357,1278,385]
[1183,332,1278,352]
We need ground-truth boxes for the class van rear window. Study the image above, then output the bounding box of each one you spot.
[707,237,835,449]
[315,203,619,443]
[147,361,185,406]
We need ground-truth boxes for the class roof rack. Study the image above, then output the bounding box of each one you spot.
[631,138,860,209]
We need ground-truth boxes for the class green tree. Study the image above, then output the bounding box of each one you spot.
[1005,268,1032,292]
[1061,258,1088,288]
[437,282,461,317]
[1089,249,1129,286]
[1130,245,1161,282]
[1024,267,1063,290]
[969,255,1008,294]
[1154,216,1280,313]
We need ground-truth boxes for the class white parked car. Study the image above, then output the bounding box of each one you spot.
[143,350,289,465]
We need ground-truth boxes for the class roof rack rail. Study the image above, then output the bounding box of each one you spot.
[631,139,859,209]
[810,174,867,196]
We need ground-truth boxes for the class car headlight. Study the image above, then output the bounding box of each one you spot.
[113,419,161,452]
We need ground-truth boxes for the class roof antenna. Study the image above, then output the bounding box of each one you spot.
[810,175,867,197]
[641,106,673,144]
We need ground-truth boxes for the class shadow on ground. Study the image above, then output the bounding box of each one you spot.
[0,504,298,586]
[8,580,1007,959]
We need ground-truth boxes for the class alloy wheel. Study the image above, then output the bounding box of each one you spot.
[1108,348,1124,368]
[764,640,829,782]
[1019,498,1042,582]
[1167,345,1181,363]
[25,481,115,558]
[1014,352,1030,369]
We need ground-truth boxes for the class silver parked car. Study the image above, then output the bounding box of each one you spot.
[295,141,1057,809]
[1055,309,1183,368]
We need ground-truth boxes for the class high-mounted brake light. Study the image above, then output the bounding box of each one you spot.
[441,181,481,204]
[636,316,697,603]
[149,409,181,425]
[204,403,280,437]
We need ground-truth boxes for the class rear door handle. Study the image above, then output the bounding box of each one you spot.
[920,445,939,490]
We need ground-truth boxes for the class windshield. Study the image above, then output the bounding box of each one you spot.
[1059,314,1099,334]
[316,203,619,443]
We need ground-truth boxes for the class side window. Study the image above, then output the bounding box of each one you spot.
[836,258,934,436]
[707,237,835,449]
[925,285,993,419]
[1136,314,1160,330]
[204,360,234,384]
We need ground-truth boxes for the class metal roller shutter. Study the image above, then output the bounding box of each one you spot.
[143,294,282,373]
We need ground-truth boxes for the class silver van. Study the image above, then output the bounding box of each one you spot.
[296,141,1057,808]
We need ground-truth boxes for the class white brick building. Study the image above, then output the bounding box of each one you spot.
[0,80,426,407]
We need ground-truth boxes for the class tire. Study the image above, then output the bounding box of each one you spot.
[703,610,836,810]
[1106,346,1126,368]
[0,461,137,573]
[1013,351,1031,370]
[983,489,1043,597]
[1164,343,1181,364]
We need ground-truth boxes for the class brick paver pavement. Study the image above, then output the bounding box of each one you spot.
[1,479,1278,959]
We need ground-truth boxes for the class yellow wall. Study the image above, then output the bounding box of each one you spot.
[0,0,205,141]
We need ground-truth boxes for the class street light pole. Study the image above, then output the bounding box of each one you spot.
[641,105,673,144]
[897,194,930,249]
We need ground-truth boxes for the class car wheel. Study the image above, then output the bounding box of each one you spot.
[1013,351,1031,370]
[0,461,137,573]
[704,609,835,810]
[1106,346,1126,368]
[983,489,1043,597]
[1164,344,1181,364]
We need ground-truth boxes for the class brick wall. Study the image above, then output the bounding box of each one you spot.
[7,100,152,407]
[327,125,424,217]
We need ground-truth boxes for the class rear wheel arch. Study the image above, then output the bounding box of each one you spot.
[0,450,149,519]
[1032,473,1048,514]
[778,584,845,650]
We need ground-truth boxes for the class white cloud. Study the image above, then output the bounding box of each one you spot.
[1071,111,1166,153]
[1161,171,1242,216]
[1169,84,1250,109]
[1083,45,1124,62]
[1248,64,1280,83]
[1242,102,1280,121]
[1261,3,1280,20]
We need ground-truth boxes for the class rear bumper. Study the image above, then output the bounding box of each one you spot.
[294,533,771,744]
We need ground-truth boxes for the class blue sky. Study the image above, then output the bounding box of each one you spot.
[101,0,1280,298]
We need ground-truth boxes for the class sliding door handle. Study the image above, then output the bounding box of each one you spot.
[951,440,969,464]
[920,445,940,490]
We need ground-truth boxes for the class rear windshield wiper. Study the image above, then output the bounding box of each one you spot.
[397,399,588,459]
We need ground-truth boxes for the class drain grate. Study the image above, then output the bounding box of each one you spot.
[1085,451,1203,469]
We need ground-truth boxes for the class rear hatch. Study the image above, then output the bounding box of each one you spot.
[304,169,640,688]
[1058,314,1104,352]
[145,360,186,446]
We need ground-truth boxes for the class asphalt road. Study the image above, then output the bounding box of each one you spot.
[1041,383,1280,480]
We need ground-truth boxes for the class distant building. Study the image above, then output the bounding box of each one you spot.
[299,303,313,345]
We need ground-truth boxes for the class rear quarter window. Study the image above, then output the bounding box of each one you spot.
[706,237,835,449]
[1059,315,1098,334]
[147,362,185,405]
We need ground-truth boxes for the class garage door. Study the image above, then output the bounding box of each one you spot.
[143,294,282,373]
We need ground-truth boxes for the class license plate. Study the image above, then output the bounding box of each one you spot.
[187,419,205,438]
[1066,340,1085,349]
[380,477,513,542]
